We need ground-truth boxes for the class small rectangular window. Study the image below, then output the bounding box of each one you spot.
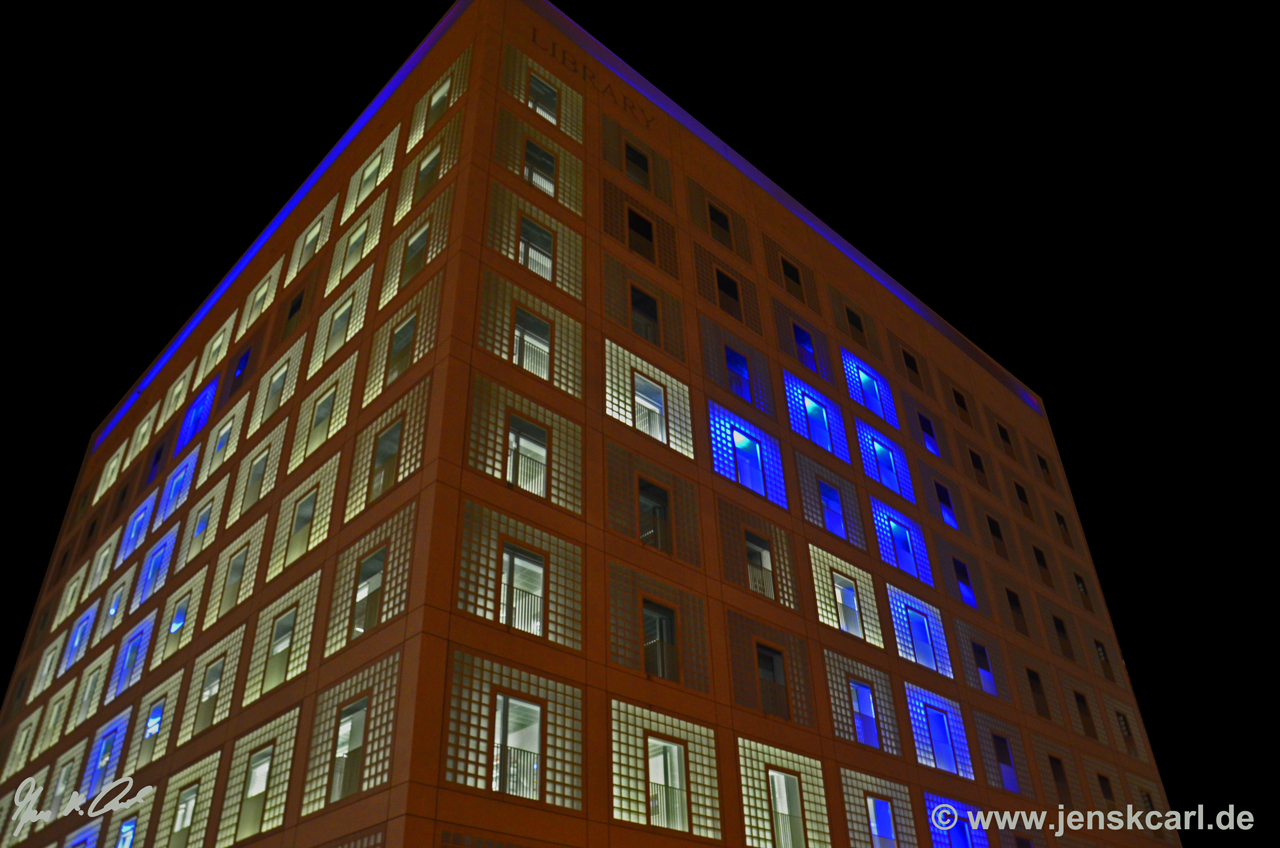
[781,258,804,302]
[633,374,668,444]
[1026,669,1051,718]
[952,559,977,608]
[767,770,805,847]
[285,491,318,566]
[163,594,190,660]
[972,643,997,695]
[637,480,671,552]
[845,307,866,347]
[1095,640,1115,682]
[952,389,971,425]
[987,516,1007,558]
[792,325,817,372]
[818,480,846,539]
[801,394,832,451]
[905,607,937,671]
[512,307,552,379]
[219,548,248,616]
[866,796,896,848]
[262,607,296,692]
[194,658,225,733]
[925,705,957,773]
[832,573,862,637]
[412,145,443,203]
[1033,547,1053,587]
[523,140,557,197]
[993,734,1020,792]
[500,544,544,636]
[357,154,382,207]
[647,738,688,831]
[173,784,199,841]
[627,209,655,262]
[934,482,957,528]
[341,220,369,277]
[368,420,403,502]
[730,428,766,496]
[624,142,650,190]
[427,78,451,127]
[491,694,540,799]
[298,222,322,268]
[527,75,558,123]
[325,300,354,360]
[385,315,417,386]
[1055,511,1073,547]
[518,217,554,280]
[401,223,431,280]
[757,647,789,720]
[1006,589,1028,635]
[642,601,678,681]
[707,203,732,249]
[1049,755,1073,806]
[352,549,387,638]
[724,346,751,401]
[1074,573,1094,612]
[263,366,289,420]
[745,531,775,600]
[1037,454,1054,487]
[139,698,165,766]
[850,680,878,747]
[888,519,917,579]
[629,286,660,344]
[901,350,922,388]
[715,270,741,320]
[331,698,369,801]
[306,388,337,455]
[1074,692,1098,738]
[507,416,548,497]
[236,746,273,840]
[916,414,939,456]
[1053,617,1075,660]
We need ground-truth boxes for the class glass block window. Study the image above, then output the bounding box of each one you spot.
[288,352,358,472]
[205,515,267,629]
[246,334,307,438]
[443,652,581,809]
[395,109,464,224]
[175,379,218,456]
[177,476,229,567]
[309,272,372,378]
[213,708,299,846]
[707,401,786,507]
[605,340,694,457]
[175,625,245,744]
[840,769,918,848]
[158,359,197,430]
[886,586,952,677]
[84,531,121,600]
[610,700,720,838]
[794,452,866,547]
[468,374,582,513]
[608,562,710,692]
[364,273,442,405]
[326,502,417,655]
[855,420,914,502]
[63,604,99,674]
[116,492,157,566]
[494,107,583,215]
[151,752,221,848]
[2,708,42,780]
[34,680,75,756]
[105,612,156,703]
[198,394,248,487]
[869,498,931,584]
[823,649,900,754]
[265,453,341,580]
[41,738,86,830]
[478,270,583,396]
[501,47,583,140]
[122,669,183,775]
[808,544,883,647]
[407,46,471,150]
[285,195,338,284]
[486,181,582,299]
[378,183,453,307]
[93,443,127,506]
[784,372,849,462]
[241,570,321,705]
[904,684,974,779]
[132,526,178,611]
[738,739,831,848]
[151,566,206,669]
[456,501,582,651]
[81,708,130,798]
[841,349,898,428]
[725,611,814,726]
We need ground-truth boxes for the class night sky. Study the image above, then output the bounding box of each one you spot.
[7,3,1254,841]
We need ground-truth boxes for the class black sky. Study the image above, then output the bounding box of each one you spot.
[6,3,1259,841]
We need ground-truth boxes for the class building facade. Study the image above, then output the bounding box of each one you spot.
[1,2,1174,848]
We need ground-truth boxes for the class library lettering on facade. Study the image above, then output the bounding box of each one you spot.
[0,2,1173,847]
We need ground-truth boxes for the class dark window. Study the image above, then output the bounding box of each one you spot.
[642,601,678,681]
[724,346,751,402]
[523,140,556,196]
[368,421,403,502]
[402,224,431,280]
[969,450,988,488]
[781,259,804,302]
[1033,546,1053,586]
[1006,589,1028,635]
[972,643,997,695]
[627,210,655,262]
[934,482,957,529]
[527,75,558,122]
[1037,454,1054,487]
[757,646,789,720]
[637,480,671,553]
[918,413,939,455]
[1099,774,1115,805]
[987,516,1007,558]
[1015,483,1033,519]
[281,291,306,339]
[952,389,971,425]
[902,350,922,388]
[1053,617,1075,660]
[1074,692,1097,738]
[624,143,650,190]
[507,416,548,497]
[744,531,774,600]
[952,559,977,608]
[715,270,741,320]
[630,286,660,344]
[1027,669,1051,718]
[707,203,732,248]
[1049,756,1073,807]
[385,315,417,386]
[997,423,1014,456]
[412,145,442,203]
[1055,511,1073,547]
[1074,573,1094,612]
[845,307,866,346]
[1095,640,1115,682]
[993,734,1020,793]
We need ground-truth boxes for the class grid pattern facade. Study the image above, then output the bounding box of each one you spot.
[500,46,584,143]
[204,515,267,629]
[823,649,900,754]
[841,768,918,848]
[869,497,932,584]
[213,708,299,846]
[725,610,814,726]
[605,442,701,565]
[379,184,454,307]
[794,451,866,547]
[607,562,710,692]
[394,109,465,225]
[152,751,221,848]
[345,376,431,521]
[604,339,694,458]
[973,710,1037,799]
[457,501,583,651]
[716,498,797,610]
[886,585,953,677]
[477,270,583,397]
[609,700,721,838]
[265,453,341,581]
[241,570,322,705]
[176,625,245,745]
[308,274,372,379]
[707,401,787,508]
[904,683,974,779]
[444,651,582,809]
[737,739,830,848]
[363,270,442,405]
[699,314,774,416]
[494,108,584,216]
[603,254,685,362]
[486,181,583,300]
[326,502,417,656]
[121,669,183,775]
[808,545,884,647]
[301,651,401,814]
[784,372,850,462]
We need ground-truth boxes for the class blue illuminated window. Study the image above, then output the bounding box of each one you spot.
[793,325,817,372]
[144,702,164,738]
[118,495,156,563]
[169,595,190,634]
[234,349,251,379]
[707,401,787,508]
[114,617,154,697]
[175,378,218,455]
[870,499,931,584]
[818,481,846,539]
[855,420,913,500]
[86,729,116,796]
[784,373,849,461]
[925,794,989,848]
[952,559,977,608]
[62,607,97,672]
[866,797,896,847]
[136,536,174,607]
[905,684,973,778]
[918,413,939,455]
[156,449,199,526]
[841,350,898,428]
[992,734,1020,792]
[935,482,958,528]
[724,346,751,402]
[116,818,138,848]
[850,680,879,747]
[972,643,997,695]
[888,586,952,677]
[192,504,212,541]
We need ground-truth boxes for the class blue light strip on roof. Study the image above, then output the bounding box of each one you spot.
[92,0,476,452]
[95,0,1040,453]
